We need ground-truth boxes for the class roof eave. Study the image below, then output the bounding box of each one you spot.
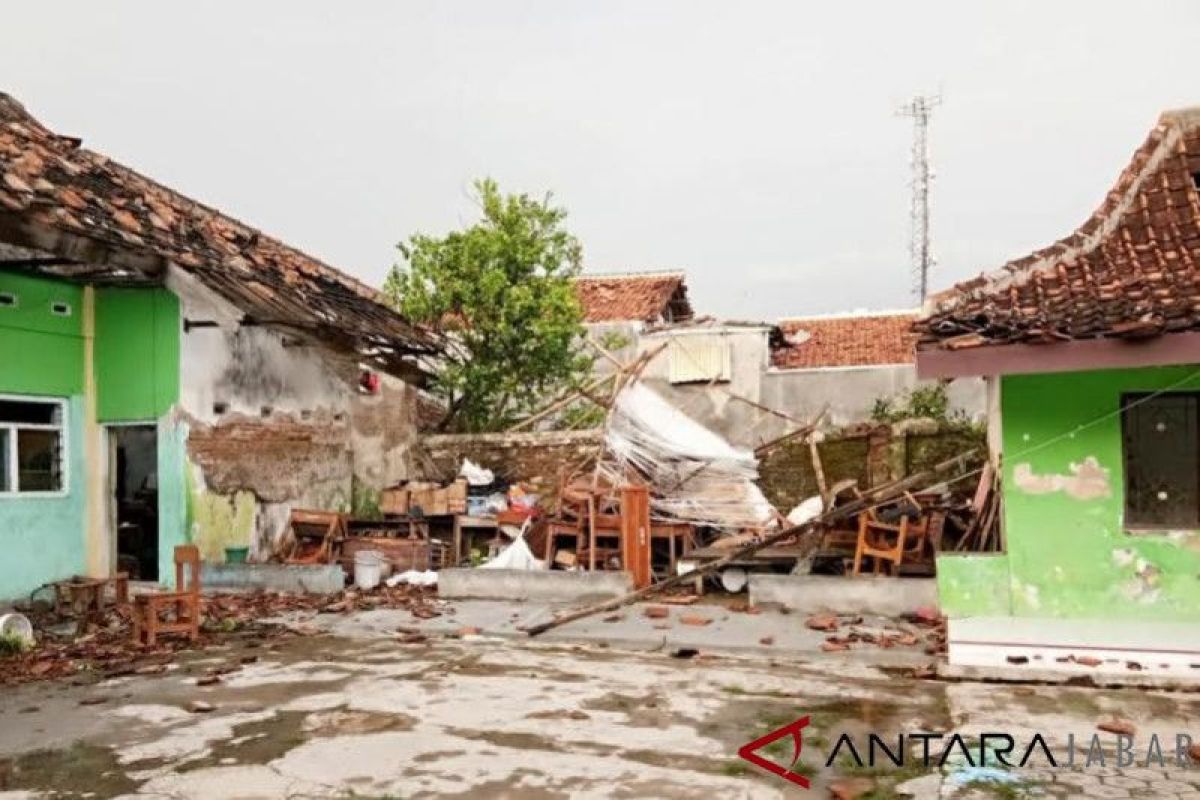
[916,331,1200,379]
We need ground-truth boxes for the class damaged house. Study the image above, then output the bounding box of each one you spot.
[917,107,1200,675]
[574,273,982,446]
[0,94,438,600]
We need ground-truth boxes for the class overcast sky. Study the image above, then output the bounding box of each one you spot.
[4,2,1200,319]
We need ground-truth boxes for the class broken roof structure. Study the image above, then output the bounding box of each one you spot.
[917,107,1200,377]
[772,310,918,369]
[574,270,694,324]
[0,92,437,378]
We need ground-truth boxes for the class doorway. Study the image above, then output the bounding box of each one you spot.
[109,425,158,581]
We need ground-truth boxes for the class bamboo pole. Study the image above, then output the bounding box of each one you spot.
[506,372,617,432]
[523,449,977,636]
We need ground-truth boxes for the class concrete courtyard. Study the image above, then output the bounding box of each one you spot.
[1,600,1200,799]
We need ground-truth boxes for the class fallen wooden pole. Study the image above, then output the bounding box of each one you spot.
[524,449,978,636]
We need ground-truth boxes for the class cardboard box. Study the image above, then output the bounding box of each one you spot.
[386,479,467,517]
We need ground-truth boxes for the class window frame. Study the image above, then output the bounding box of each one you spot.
[0,394,69,499]
[1120,391,1200,533]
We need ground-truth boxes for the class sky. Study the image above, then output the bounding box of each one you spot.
[4,1,1200,320]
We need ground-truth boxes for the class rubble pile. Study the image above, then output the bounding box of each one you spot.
[0,585,436,686]
[804,607,946,655]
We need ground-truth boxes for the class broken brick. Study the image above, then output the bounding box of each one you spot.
[805,613,839,632]
[643,606,670,619]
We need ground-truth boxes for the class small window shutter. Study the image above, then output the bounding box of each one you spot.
[668,335,731,384]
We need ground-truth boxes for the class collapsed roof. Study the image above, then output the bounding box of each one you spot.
[574,271,694,324]
[917,108,1200,353]
[0,93,438,379]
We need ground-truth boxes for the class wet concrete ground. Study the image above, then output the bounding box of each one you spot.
[1,610,1200,799]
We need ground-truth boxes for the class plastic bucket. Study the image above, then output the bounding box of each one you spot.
[0,612,35,648]
[224,546,249,564]
[354,550,385,591]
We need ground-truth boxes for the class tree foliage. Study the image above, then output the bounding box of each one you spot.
[383,179,591,432]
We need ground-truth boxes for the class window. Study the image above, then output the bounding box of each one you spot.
[0,397,66,494]
[1122,392,1200,529]
[667,335,732,384]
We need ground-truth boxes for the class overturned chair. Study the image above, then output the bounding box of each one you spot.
[131,544,202,647]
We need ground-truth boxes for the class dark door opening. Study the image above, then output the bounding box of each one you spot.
[112,425,158,581]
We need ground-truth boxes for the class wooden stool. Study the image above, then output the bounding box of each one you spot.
[132,545,201,647]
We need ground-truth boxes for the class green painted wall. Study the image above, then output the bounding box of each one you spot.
[937,554,1013,617]
[94,288,180,422]
[0,395,87,599]
[0,273,87,599]
[0,272,83,396]
[0,272,186,598]
[942,366,1200,621]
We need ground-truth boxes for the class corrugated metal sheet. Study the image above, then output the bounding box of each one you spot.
[668,335,731,383]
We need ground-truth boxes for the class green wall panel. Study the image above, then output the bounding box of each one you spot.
[0,396,86,600]
[0,272,83,396]
[937,554,1013,618]
[95,288,180,422]
[999,366,1200,622]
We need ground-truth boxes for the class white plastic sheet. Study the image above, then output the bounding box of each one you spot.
[479,523,546,571]
[601,383,775,531]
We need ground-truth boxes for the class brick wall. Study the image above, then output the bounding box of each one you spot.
[415,429,603,496]
[758,421,985,512]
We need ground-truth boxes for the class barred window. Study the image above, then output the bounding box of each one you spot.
[0,397,66,494]
[1122,393,1200,529]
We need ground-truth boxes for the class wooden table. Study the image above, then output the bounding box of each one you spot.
[452,515,500,565]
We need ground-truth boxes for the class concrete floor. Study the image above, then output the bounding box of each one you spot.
[1,602,1200,799]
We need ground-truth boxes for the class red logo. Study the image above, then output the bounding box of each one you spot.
[737,715,811,788]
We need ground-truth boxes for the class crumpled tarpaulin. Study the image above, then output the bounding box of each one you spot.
[601,382,775,531]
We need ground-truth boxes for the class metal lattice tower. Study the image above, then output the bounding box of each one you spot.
[898,95,940,302]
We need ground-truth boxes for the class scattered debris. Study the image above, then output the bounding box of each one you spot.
[829,776,875,799]
[643,606,670,619]
[188,700,215,714]
[1097,718,1137,736]
[678,615,712,627]
[805,613,840,632]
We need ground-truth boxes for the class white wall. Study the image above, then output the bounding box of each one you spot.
[580,318,985,449]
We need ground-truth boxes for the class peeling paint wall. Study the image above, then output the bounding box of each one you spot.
[940,365,1200,621]
[169,268,420,562]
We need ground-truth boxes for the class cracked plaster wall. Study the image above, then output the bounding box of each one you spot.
[939,365,1200,621]
[170,268,420,562]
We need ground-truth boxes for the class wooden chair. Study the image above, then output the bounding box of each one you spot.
[132,545,201,647]
[852,496,930,576]
[282,509,347,565]
[544,478,591,567]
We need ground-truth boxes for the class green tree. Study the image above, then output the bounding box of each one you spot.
[383,179,591,432]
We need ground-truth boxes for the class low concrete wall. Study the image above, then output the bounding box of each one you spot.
[439,568,632,602]
[749,574,937,616]
[201,563,346,594]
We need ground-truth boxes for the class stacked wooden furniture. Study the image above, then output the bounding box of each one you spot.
[851,492,938,576]
[543,478,693,585]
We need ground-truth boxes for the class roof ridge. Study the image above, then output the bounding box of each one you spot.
[929,111,1194,309]
[576,269,686,280]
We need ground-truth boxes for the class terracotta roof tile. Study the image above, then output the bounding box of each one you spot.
[574,271,693,323]
[918,107,1200,351]
[0,93,437,375]
[771,311,918,369]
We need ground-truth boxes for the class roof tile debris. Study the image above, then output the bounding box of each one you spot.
[917,107,1200,351]
[574,271,693,323]
[771,312,918,369]
[0,93,437,375]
